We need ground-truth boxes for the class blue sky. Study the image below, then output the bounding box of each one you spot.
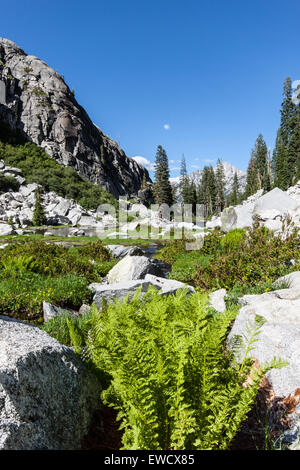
[2,0,300,177]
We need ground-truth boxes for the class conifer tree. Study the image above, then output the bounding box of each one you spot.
[287,113,300,185]
[141,174,148,190]
[229,171,239,206]
[32,187,46,226]
[183,181,197,215]
[273,133,289,189]
[215,159,225,214]
[253,134,269,191]
[280,77,297,147]
[153,145,174,206]
[245,152,259,198]
[179,154,192,204]
[272,77,299,188]
[198,165,216,218]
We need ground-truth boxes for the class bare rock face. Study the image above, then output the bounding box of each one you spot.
[0,38,150,197]
[106,255,163,284]
[227,272,300,449]
[0,315,100,450]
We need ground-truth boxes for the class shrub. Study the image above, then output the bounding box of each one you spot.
[32,188,47,226]
[0,273,91,320]
[66,290,285,450]
[154,238,187,265]
[0,239,115,320]
[1,239,113,281]
[195,223,300,290]
[219,229,247,254]
[168,252,211,284]
[154,228,223,267]
[42,311,93,346]
[75,240,111,262]
[0,172,20,193]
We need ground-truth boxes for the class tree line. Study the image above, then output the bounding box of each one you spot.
[152,145,238,218]
[151,77,300,217]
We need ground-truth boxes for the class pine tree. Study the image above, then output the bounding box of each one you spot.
[32,188,46,226]
[245,152,260,198]
[215,159,225,214]
[183,181,197,215]
[229,171,239,206]
[153,145,174,206]
[198,165,216,218]
[280,77,297,147]
[272,77,299,188]
[273,133,289,189]
[179,154,191,204]
[287,111,300,185]
[141,174,149,190]
[253,134,269,191]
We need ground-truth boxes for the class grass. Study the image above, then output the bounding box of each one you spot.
[0,273,92,321]
[168,252,211,284]
[42,310,93,345]
[0,238,115,321]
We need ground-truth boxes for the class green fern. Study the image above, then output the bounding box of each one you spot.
[67,290,286,450]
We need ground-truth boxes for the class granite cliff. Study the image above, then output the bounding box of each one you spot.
[0,38,150,197]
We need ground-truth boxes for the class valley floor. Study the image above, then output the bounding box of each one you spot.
[0,223,299,450]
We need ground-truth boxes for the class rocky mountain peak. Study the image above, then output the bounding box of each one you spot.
[0,38,150,197]
[187,161,247,195]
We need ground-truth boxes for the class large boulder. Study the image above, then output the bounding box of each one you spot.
[46,215,71,226]
[89,280,154,309]
[221,205,253,233]
[209,288,227,313]
[106,255,163,284]
[42,301,78,322]
[253,188,299,217]
[0,316,100,450]
[89,275,195,309]
[0,223,14,236]
[227,271,300,448]
[106,244,144,258]
[144,274,195,296]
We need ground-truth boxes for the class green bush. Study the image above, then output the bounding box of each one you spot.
[66,290,285,450]
[74,240,112,262]
[195,223,300,290]
[154,228,223,267]
[219,229,247,254]
[154,238,187,265]
[0,172,20,193]
[32,188,47,226]
[168,252,211,284]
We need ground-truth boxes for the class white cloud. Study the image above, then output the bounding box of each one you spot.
[132,156,155,171]
[203,158,215,163]
[170,166,181,172]
[163,124,170,130]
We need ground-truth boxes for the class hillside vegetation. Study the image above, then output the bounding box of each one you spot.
[0,123,117,209]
